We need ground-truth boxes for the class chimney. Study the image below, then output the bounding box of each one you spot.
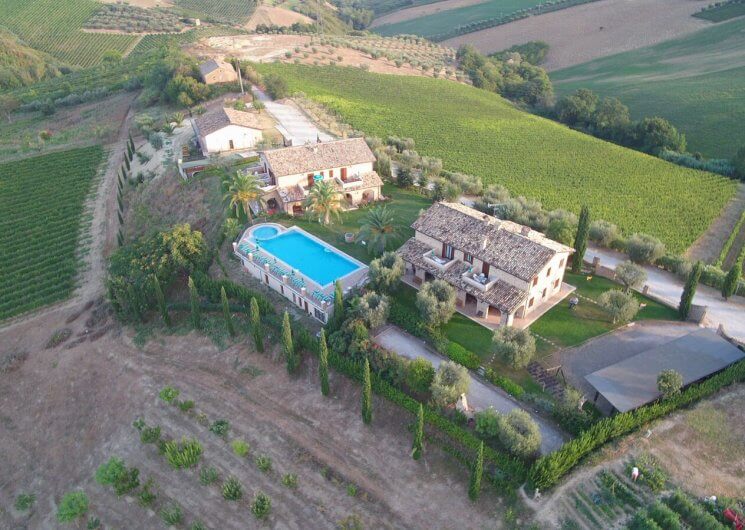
[521,226,531,236]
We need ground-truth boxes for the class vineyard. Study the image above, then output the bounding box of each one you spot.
[0,0,137,67]
[172,0,258,23]
[257,64,736,253]
[130,26,246,56]
[0,146,103,321]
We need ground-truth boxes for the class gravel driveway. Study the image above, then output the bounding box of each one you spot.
[253,86,333,145]
[373,325,567,454]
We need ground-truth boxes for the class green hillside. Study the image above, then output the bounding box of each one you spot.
[373,0,542,38]
[0,28,62,90]
[0,0,137,67]
[257,63,736,253]
[551,17,745,159]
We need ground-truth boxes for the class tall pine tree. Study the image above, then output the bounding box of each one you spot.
[361,358,372,424]
[679,261,703,320]
[722,254,742,300]
[468,442,484,501]
[282,311,297,373]
[319,329,330,396]
[250,297,263,352]
[221,286,235,336]
[152,275,171,327]
[188,276,201,329]
[572,205,590,273]
[412,403,424,460]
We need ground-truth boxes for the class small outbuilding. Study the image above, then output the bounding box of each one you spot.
[193,107,273,155]
[198,58,238,85]
[585,328,744,414]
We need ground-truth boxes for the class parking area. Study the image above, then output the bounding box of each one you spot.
[557,321,699,405]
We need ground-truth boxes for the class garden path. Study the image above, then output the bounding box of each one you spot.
[373,325,568,454]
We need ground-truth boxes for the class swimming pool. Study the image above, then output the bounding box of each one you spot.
[251,225,280,240]
[256,229,361,287]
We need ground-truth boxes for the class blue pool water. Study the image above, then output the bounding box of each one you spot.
[252,225,280,240]
[257,230,360,286]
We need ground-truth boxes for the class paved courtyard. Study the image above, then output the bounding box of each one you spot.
[556,320,699,409]
[373,325,567,454]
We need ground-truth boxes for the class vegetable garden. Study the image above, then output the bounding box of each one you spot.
[256,64,736,253]
[0,146,103,321]
[0,0,137,67]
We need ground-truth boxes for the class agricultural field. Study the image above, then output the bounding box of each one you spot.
[172,0,258,23]
[693,0,745,22]
[0,0,138,67]
[372,0,543,38]
[0,146,104,321]
[130,26,246,56]
[257,63,736,253]
[83,3,184,33]
[551,16,745,159]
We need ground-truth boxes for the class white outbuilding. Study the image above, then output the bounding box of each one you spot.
[193,107,272,155]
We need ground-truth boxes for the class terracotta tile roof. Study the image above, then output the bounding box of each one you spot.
[263,138,375,177]
[397,238,527,313]
[341,171,384,190]
[411,202,572,282]
[194,107,271,137]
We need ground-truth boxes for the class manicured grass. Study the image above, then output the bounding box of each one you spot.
[280,183,431,264]
[0,146,103,320]
[552,17,745,159]
[0,0,137,67]
[257,63,736,254]
[374,0,543,38]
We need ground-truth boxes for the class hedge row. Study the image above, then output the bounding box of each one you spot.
[528,359,745,489]
[191,271,274,316]
[714,209,745,267]
[445,341,481,370]
[484,368,525,399]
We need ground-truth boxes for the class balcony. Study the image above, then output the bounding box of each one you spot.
[423,249,458,271]
[461,269,497,292]
[335,173,364,190]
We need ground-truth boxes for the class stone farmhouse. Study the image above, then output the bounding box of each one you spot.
[398,202,574,328]
[198,58,238,85]
[257,138,384,216]
[192,107,275,155]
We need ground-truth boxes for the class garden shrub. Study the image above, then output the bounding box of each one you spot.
[444,341,481,370]
[57,491,89,523]
[209,419,230,437]
[657,370,683,399]
[529,360,745,489]
[160,503,183,525]
[140,425,161,444]
[405,357,435,394]
[282,473,298,488]
[497,410,541,459]
[138,479,157,507]
[255,454,272,473]
[251,491,272,519]
[430,361,470,408]
[14,493,35,511]
[231,439,250,458]
[626,233,666,264]
[475,407,500,438]
[164,437,203,469]
[484,368,525,398]
[159,386,179,403]
[628,511,663,530]
[222,476,243,501]
[647,500,682,530]
[199,466,219,485]
[178,400,195,412]
[95,457,140,496]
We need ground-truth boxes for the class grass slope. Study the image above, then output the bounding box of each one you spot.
[0,146,103,320]
[551,17,745,159]
[0,0,137,67]
[0,28,62,90]
[693,2,745,22]
[373,0,542,37]
[258,63,735,253]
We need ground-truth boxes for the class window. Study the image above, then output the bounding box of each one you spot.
[559,259,564,268]
[329,169,334,178]
[532,277,538,286]
[546,267,552,277]
[264,274,269,284]
[529,297,534,308]
[280,285,284,295]
[482,262,490,276]
[229,139,235,150]
[542,288,547,299]
[444,244,454,260]
[314,308,327,322]
[554,279,560,289]
[464,253,473,264]
[341,167,348,181]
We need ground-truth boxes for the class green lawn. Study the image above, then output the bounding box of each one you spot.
[373,0,543,38]
[256,63,736,254]
[280,183,431,264]
[551,17,745,159]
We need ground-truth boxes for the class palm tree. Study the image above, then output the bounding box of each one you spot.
[358,205,401,256]
[304,180,342,225]
[224,171,264,221]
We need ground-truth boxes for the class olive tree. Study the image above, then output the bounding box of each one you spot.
[598,289,639,323]
[430,361,470,408]
[492,327,536,369]
[367,251,404,293]
[416,279,456,328]
[497,409,542,459]
[356,292,390,330]
[615,261,647,293]
[626,233,665,264]
[588,219,620,247]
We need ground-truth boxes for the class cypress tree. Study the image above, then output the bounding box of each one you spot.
[127,283,143,322]
[571,205,590,273]
[319,328,330,396]
[250,297,263,352]
[128,133,135,153]
[126,141,133,161]
[117,191,124,212]
[282,311,297,373]
[124,155,130,171]
[117,229,124,247]
[331,280,344,330]
[152,275,171,327]
[679,261,703,320]
[221,286,235,336]
[412,403,424,460]
[188,276,201,329]
[722,254,742,300]
[117,210,124,226]
[361,358,372,424]
[468,442,484,501]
